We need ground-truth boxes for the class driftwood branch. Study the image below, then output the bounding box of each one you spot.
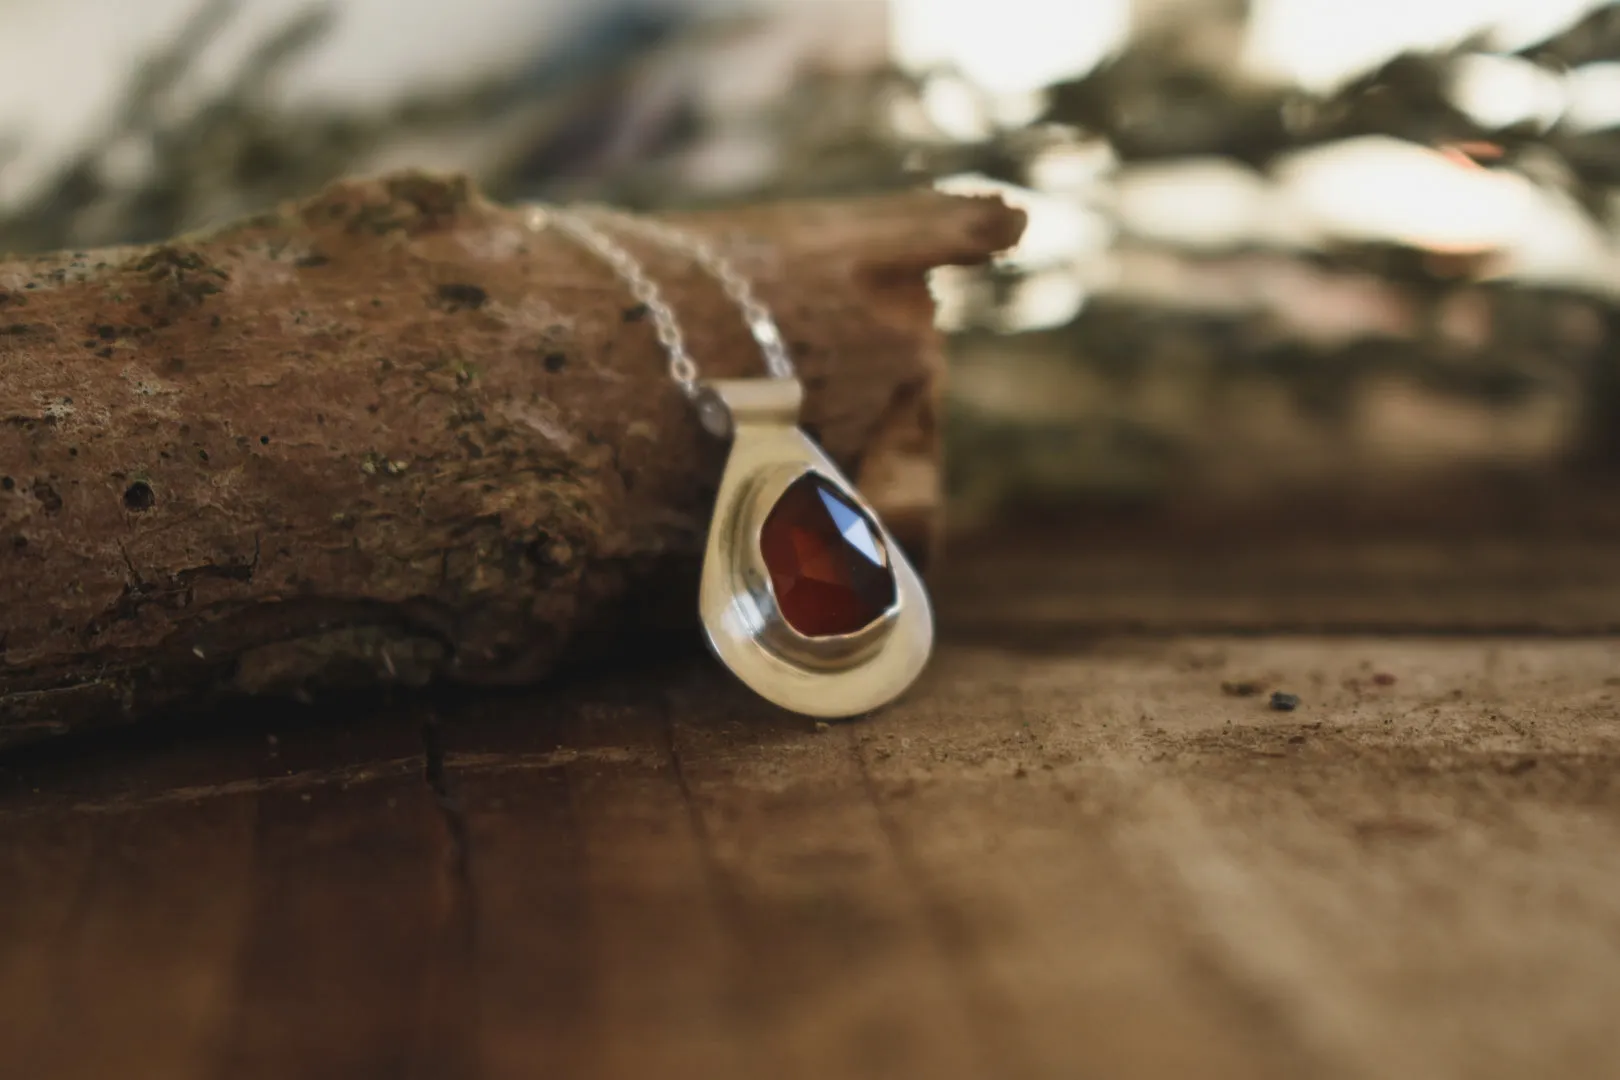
[0,174,1024,745]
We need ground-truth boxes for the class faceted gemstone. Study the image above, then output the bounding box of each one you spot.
[759,472,897,638]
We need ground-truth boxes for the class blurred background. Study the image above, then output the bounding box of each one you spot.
[4,0,1619,540]
[8,11,1620,1075]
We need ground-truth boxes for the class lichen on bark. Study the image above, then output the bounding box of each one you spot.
[0,172,1025,746]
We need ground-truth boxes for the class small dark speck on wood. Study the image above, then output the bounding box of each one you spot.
[1270,691,1301,712]
[32,480,62,513]
[436,282,487,310]
[123,481,155,512]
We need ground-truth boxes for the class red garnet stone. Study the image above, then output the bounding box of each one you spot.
[759,473,897,638]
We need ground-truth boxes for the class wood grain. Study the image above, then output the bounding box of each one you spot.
[4,610,1620,1078]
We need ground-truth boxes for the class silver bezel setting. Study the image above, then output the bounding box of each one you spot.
[726,464,902,672]
[697,379,934,718]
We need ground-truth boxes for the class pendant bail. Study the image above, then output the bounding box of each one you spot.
[695,378,803,439]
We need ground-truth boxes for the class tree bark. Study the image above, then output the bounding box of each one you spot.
[0,173,1024,745]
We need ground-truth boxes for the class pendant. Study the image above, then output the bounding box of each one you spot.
[695,378,934,718]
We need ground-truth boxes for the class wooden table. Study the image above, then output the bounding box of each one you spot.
[4,537,1620,1079]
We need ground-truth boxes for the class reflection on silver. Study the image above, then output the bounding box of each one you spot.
[697,378,934,718]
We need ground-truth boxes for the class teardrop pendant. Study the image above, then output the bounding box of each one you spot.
[696,379,934,718]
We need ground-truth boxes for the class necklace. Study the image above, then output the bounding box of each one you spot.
[530,204,934,718]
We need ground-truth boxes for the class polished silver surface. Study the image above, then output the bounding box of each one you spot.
[530,206,933,717]
[698,379,933,718]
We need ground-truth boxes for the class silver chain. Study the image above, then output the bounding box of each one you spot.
[531,204,796,402]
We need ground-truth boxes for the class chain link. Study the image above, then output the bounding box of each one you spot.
[533,203,797,401]
[540,208,702,396]
[577,205,796,381]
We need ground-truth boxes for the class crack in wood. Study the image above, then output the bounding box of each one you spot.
[847,715,1042,1080]
[419,702,473,901]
